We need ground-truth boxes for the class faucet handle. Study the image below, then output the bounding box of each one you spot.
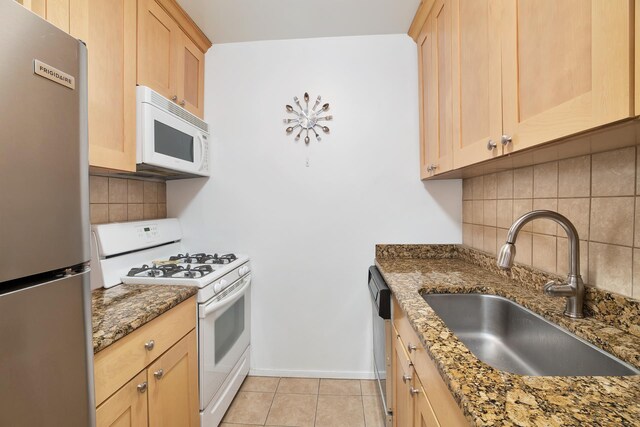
[544,280,576,297]
[543,280,557,293]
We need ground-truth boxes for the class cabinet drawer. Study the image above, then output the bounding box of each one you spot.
[393,297,424,361]
[393,324,413,378]
[94,296,196,406]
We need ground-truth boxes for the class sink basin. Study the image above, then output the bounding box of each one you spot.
[422,293,639,376]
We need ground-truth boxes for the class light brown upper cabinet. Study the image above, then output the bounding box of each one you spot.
[138,0,209,119]
[411,0,634,176]
[85,0,138,172]
[177,33,205,118]
[501,0,633,153]
[138,0,180,104]
[451,0,502,169]
[418,0,453,178]
[18,0,70,32]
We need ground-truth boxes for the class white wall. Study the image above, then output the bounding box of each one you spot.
[168,34,461,378]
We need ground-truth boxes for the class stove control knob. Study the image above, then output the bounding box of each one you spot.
[239,266,249,276]
[214,279,228,293]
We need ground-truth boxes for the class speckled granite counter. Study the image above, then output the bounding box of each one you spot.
[376,244,640,426]
[92,284,198,353]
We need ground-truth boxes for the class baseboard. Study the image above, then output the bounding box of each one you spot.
[249,368,376,379]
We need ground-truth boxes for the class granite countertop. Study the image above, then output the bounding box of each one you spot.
[92,284,198,354]
[376,244,640,427]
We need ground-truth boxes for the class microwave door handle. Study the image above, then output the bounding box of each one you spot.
[200,275,251,318]
[197,135,205,169]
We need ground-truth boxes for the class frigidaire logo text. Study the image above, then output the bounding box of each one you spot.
[33,59,75,90]
[39,65,72,85]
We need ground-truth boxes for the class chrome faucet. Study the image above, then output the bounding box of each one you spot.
[497,210,585,318]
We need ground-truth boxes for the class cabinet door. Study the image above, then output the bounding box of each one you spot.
[418,0,453,178]
[413,380,439,427]
[502,0,633,153]
[148,329,199,427]
[138,0,180,102]
[392,333,414,427]
[85,0,137,172]
[177,34,205,118]
[96,371,148,427]
[451,0,502,168]
[19,0,70,32]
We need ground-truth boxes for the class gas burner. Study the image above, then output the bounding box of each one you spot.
[127,264,165,277]
[195,253,238,265]
[167,252,238,265]
[168,253,201,264]
[166,264,214,279]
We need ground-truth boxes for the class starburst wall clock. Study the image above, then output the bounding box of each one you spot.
[283,92,333,144]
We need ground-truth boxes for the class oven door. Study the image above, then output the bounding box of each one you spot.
[198,274,251,410]
[138,101,209,176]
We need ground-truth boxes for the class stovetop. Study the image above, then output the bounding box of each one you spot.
[118,250,249,293]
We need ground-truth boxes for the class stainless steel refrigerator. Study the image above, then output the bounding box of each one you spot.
[0,1,95,426]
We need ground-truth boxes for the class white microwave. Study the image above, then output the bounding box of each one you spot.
[136,86,210,178]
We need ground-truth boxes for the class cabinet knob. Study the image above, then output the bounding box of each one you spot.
[402,374,412,383]
[137,382,148,393]
[154,369,164,380]
[501,134,512,146]
[407,343,417,353]
[487,139,497,150]
[426,164,438,173]
[144,340,155,351]
[171,95,178,101]
[409,387,420,396]
[180,100,186,106]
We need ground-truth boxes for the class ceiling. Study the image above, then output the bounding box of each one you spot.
[176,0,421,44]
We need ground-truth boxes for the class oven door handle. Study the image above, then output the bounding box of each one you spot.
[200,274,251,318]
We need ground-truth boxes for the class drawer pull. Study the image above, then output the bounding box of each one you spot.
[407,343,417,353]
[137,382,147,393]
[409,387,420,396]
[144,340,155,351]
[402,374,412,383]
[154,369,164,380]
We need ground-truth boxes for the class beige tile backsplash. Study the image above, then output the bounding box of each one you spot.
[90,175,167,224]
[462,145,640,299]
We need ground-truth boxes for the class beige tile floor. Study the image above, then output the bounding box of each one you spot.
[220,376,386,427]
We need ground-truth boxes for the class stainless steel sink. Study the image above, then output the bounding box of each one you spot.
[423,293,639,376]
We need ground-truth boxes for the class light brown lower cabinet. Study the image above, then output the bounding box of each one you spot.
[96,371,148,427]
[392,296,468,427]
[95,297,198,427]
[148,330,199,427]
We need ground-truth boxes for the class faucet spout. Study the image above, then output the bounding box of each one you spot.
[497,210,585,318]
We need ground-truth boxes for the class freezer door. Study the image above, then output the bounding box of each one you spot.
[0,1,89,283]
[0,270,95,427]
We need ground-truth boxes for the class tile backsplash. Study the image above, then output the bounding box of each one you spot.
[89,176,167,224]
[462,145,640,299]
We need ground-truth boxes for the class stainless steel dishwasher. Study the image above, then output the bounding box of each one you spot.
[368,266,393,427]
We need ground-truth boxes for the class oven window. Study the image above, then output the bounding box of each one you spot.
[215,295,245,364]
[154,120,194,162]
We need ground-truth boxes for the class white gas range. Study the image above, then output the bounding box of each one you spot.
[91,218,251,427]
